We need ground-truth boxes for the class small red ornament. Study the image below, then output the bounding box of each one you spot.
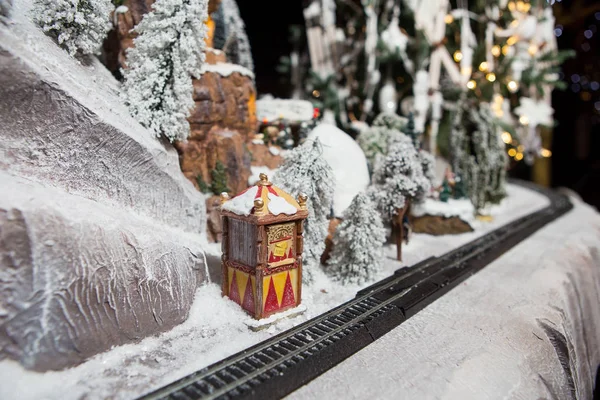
[313,107,320,119]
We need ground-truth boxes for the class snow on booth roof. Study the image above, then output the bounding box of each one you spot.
[221,173,306,217]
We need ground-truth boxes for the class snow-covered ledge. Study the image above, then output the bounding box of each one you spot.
[200,62,255,79]
[412,197,475,224]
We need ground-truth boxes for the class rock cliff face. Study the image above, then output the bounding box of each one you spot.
[177,126,252,195]
[0,2,207,371]
[188,68,257,142]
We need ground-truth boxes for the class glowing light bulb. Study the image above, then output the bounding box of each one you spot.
[507,80,519,93]
[508,1,516,11]
[528,44,538,56]
[508,148,517,157]
[479,61,489,71]
[519,115,529,125]
[502,45,511,56]
[486,73,497,82]
[540,148,552,158]
[517,144,524,152]
[502,131,512,144]
[387,101,395,110]
[453,50,463,62]
[467,80,477,90]
[491,45,501,57]
[516,1,531,12]
[515,152,524,161]
[445,14,454,24]
[507,36,518,46]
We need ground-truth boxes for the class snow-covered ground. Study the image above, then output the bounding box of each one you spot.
[289,193,600,400]
[0,184,550,399]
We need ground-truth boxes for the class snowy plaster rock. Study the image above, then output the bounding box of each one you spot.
[0,1,208,371]
[306,124,370,218]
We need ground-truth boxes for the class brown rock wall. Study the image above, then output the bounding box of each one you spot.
[189,71,257,141]
[176,127,251,195]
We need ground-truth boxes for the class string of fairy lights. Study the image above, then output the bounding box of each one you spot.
[446,0,562,165]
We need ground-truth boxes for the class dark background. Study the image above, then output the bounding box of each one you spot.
[237,0,600,210]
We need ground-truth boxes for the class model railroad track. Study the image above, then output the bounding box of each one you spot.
[140,183,572,400]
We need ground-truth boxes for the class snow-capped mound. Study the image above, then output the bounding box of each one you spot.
[307,123,370,218]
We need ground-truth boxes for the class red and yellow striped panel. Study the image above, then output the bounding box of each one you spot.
[262,268,299,315]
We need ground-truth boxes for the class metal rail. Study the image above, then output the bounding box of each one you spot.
[139,182,572,400]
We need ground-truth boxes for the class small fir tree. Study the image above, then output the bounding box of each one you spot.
[33,0,114,57]
[273,138,334,283]
[327,193,386,285]
[402,112,419,149]
[121,0,208,142]
[195,174,210,193]
[210,160,230,195]
[439,178,451,202]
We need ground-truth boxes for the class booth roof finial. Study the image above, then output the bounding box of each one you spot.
[257,173,272,186]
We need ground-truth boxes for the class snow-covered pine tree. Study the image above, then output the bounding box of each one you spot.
[273,138,334,283]
[357,121,406,173]
[372,112,407,132]
[121,0,208,142]
[450,100,507,211]
[211,2,226,48]
[326,192,386,285]
[217,0,254,71]
[33,0,114,57]
[370,132,431,260]
[371,133,430,219]
[419,149,436,189]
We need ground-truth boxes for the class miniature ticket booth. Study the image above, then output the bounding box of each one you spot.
[219,173,308,320]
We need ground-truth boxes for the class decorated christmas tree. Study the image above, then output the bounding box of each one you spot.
[121,0,208,142]
[273,138,334,282]
[291,0,572,179]
[327,192,386,285]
